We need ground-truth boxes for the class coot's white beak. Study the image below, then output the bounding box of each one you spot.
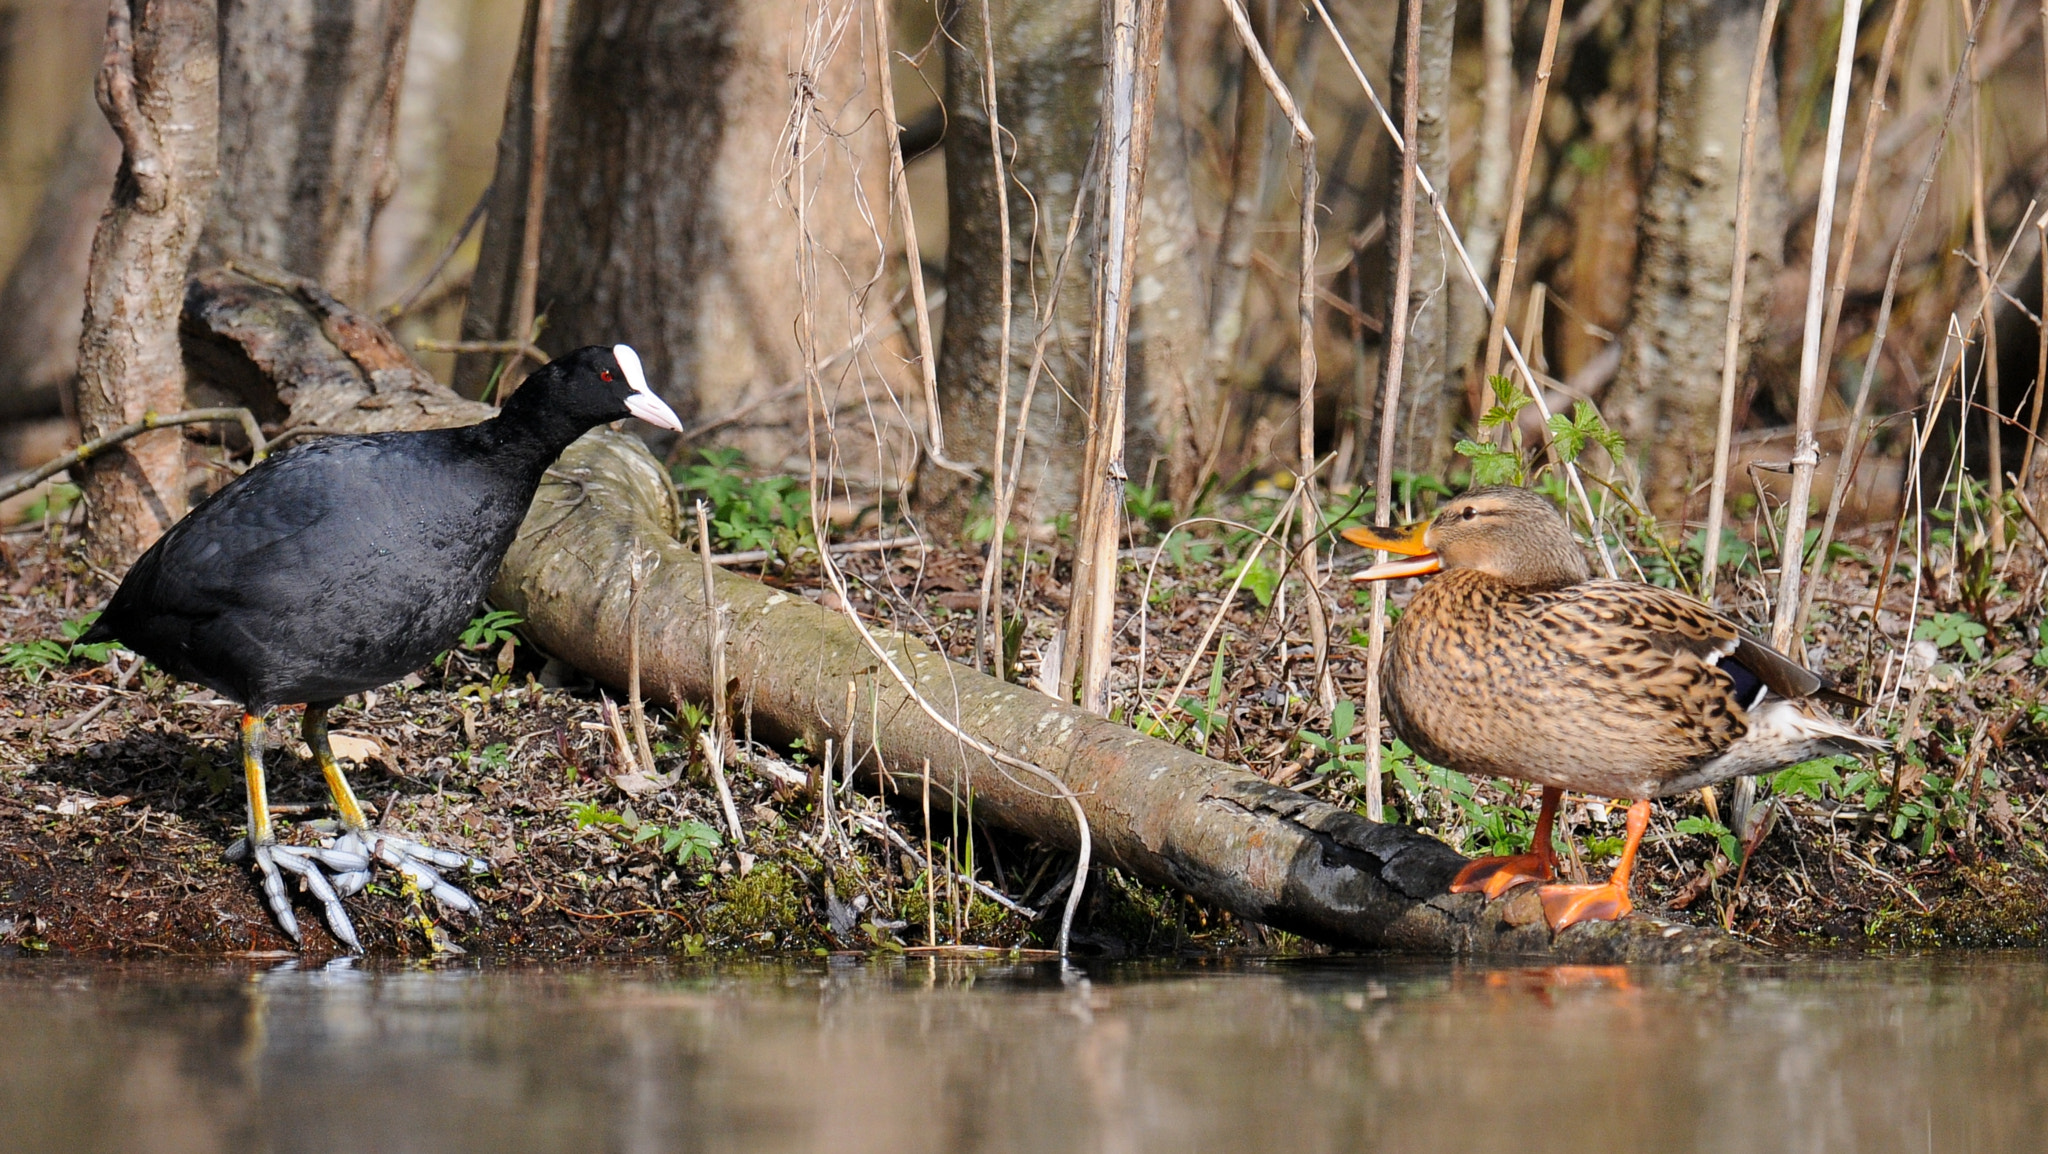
[613,344,685,432]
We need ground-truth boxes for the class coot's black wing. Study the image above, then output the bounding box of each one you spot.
[94,432,515,707]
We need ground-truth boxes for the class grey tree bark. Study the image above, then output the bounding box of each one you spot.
[198,0,415,306]
[1374,0,1459,481]
[0,90,119,425]
[75,0,219,565]
[455,0,904,440]
[1606,0,1786,518]
[925,0,1208,526]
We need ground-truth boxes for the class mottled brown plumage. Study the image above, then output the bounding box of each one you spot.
[1345,486,1880,929]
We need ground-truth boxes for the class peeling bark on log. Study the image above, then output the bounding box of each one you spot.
[181,271,1747,963]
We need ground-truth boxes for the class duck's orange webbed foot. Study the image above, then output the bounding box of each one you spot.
[1450,786,1563,899]
[1450,853,1553,898]
[1537,882,1633,930]
[1540,798,1652,933]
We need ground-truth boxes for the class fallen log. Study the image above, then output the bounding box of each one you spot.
[184,267,1743,962]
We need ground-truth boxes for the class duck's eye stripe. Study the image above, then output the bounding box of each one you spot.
[612,344,654,397]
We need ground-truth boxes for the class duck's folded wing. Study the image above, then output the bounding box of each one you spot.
[1571,581,1861,709]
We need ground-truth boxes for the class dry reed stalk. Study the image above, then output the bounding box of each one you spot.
[1816,0,1920,379]
[504,0,555,395]
[2025,210,2048,490]
[1220,0,1332,710]
[968,0,1015,675]
[922,758,936,946]
[1961,0,2005,555]
[625,547,659,780]
[1205,0,1275,386]
[870,0,973,479]
[694,502,743,849]
[1476,0,1565,409]
[1769,0,1867,653]
[1065,0,1166,715]
[1308,0,1615,579]
[1700,0,1783,606]
[1804,0,1990,636]
[1357,0,1423,826]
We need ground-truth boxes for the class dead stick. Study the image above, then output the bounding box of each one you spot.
[1700,0,1783,605]
[1,408,267,504]
[1477,0,1565,398]
[505,0,556,396]
[1357,0,1423,826]
[1769,0,1867,673]
[871,0,973,478]
[972,0,1015,672]
[1809,0,1989,637]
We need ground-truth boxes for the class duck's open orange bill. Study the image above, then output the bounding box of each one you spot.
[1341,522,1442,581]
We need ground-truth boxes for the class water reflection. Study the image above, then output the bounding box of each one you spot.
[2,954,2045,1153]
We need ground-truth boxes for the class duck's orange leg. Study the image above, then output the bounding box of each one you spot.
[1539,799,1652,931]
[1450,786,1561,898]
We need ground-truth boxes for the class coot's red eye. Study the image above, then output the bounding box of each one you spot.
[600,370,613,382]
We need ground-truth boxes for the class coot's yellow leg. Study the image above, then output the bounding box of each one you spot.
[233,709,364,951]
[237,712,303,944]
[1450,785,1561,898]
[303,702,489,920]
[1539,798,1652,931]
[302,704,368,829]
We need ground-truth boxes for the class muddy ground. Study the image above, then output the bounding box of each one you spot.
[5,502,2048,960]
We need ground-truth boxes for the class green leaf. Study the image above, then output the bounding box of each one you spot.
[1222,555,1281,607]
[1454,439,1525,486]
[1479,374,1533,429]
[1768,759,1845,802]
[1330,699,1356,742]
[461,609,524,649]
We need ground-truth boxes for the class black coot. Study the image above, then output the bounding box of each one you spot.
[84,344,683,951]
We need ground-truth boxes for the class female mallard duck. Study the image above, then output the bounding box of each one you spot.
[1342,486,1880,931]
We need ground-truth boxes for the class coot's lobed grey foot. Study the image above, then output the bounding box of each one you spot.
[226,824,488,951]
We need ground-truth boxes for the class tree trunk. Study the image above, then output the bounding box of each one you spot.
[199,0,415,306]
[179,266,1744,963]
[1374,0,1459,481]
[0,89,119,425]
[925,0,1208,526]
[455,0,904,441]
[1607,0,1786,518]
[75,0,219,565]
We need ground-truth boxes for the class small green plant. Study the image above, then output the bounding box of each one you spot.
[569,801,625,828]
[569,800,722,868]
[1176,640,1232,755]
[634,819,723,868]
[1543,399,1627,465]
[673,448,813,558]
[461,609,524,649]
[1673,815,1740,864]
[1125,483,1177,529]
[1767,758,1848,801]
[457,743,512,773]
[1914,611,1988,662]
[2,612,118,683]
[1221,553,1281,607]
[1299,700,1371,780]
[1389,747,1534,858]
[16,481,79,524]
[2031,619,2048,669]
[1453,374,1534,486]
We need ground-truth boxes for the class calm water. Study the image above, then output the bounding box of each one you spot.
[3,953,2046,1153]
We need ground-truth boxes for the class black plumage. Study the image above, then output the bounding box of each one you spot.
[83,344,684,951]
